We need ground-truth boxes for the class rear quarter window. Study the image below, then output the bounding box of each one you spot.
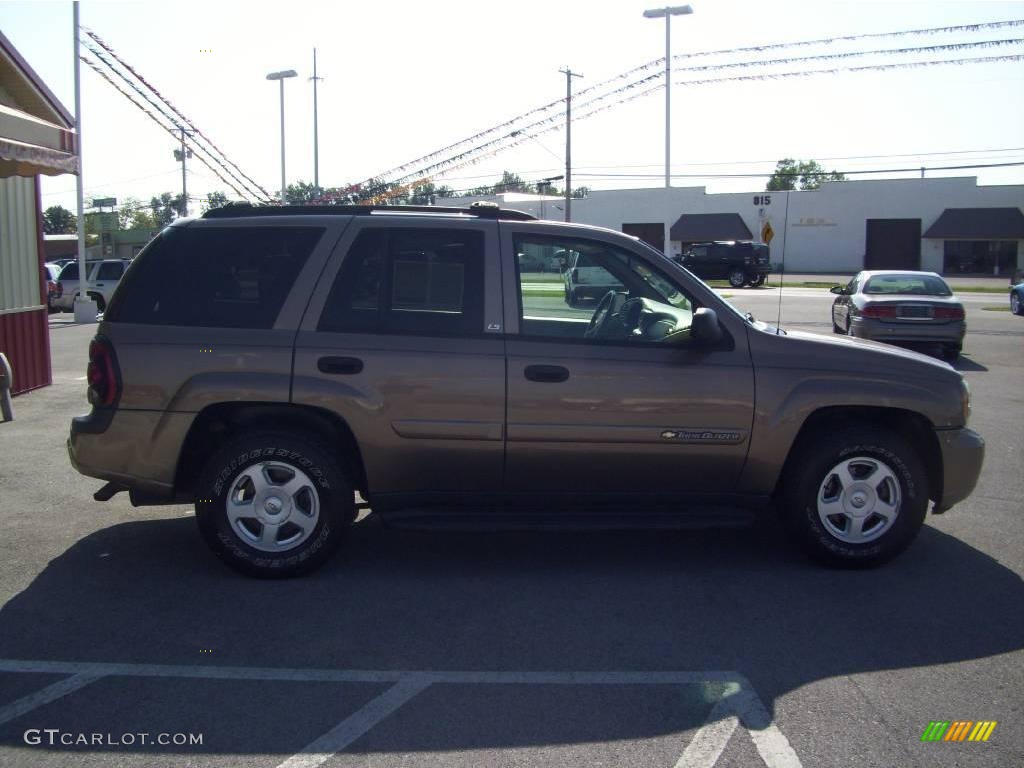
[104,226,323,328]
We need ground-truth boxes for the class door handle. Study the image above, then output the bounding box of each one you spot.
[318,356,364,375]
[524,364,569,383]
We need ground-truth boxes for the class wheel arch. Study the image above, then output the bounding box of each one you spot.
[773,405,943,506]
[174,402,368,501]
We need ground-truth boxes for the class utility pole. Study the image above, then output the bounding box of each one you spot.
[310,49,324,191]
[559,67,582,222]
[173,126,193,216]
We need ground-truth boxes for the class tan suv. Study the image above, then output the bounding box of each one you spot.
[68,203,984,577]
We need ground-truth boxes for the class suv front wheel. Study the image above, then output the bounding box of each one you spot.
[195,432,353,577]
[782,427,928,567]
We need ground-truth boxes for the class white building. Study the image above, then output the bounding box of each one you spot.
[444,176,1024,276]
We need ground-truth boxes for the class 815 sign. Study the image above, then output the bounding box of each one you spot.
[753,195,771,206]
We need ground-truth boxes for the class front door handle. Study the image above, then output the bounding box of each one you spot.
[318,356,364,375]
[524,364,569,383]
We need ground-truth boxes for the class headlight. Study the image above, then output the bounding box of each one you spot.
[960,377,971,426]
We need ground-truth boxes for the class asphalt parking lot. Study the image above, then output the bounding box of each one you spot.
[0,288,1021,767]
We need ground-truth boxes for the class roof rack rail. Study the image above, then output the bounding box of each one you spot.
[202,201,536,221]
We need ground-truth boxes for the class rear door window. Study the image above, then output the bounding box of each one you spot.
[105,226,324,328]
[318,227,485,337]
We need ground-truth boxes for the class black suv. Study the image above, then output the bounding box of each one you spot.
[677,241,771,288]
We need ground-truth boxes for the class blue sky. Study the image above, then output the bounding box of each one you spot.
[2,0,1023,211]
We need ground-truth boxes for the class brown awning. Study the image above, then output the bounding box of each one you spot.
[923,208,1024,239]
[0,30,76,178]
[669,213,752,242]
[0,137,77,176]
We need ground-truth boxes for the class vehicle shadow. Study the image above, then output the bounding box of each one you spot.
[0,513,1020,755]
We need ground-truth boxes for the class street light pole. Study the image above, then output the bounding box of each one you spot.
[310,49,323,191]
[266,69,297,203]
[643,5,693,189]
[72,1,96,323]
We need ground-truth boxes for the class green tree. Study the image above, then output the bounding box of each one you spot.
[118,198,158,230]
[766,159,846,191]
[407,182,456,204]
[284,181,324,204]
[494,170,533,194]
[202,191,230,212]
[42,205,76,234]
[149,192,186,226]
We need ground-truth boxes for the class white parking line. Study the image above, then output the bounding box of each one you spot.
[674,697,739,768]
[277,676,433,768]
[0,660,801,768]
[0,673,101,727]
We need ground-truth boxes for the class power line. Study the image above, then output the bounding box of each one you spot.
[367,20,1024,185]
[79,44,259,201]
[81,27,274,203]
[572,160,1024,180]
[78,53,255,201]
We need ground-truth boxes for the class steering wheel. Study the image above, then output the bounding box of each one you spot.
[585,291,627,340]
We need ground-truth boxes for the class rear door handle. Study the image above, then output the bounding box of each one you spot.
[318,356,364,375]
[524,364,569,383]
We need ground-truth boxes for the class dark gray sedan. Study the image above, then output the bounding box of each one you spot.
[831,271,966,360]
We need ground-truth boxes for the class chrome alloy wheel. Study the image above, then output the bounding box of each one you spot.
[816,456,901,544]
[226,462,320,552]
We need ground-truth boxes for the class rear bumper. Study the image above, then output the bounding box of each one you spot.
[934,427,985,512]
[68,408,194,496]
[851,317,966,345]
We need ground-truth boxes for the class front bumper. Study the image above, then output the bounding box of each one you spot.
[934,427,985,512]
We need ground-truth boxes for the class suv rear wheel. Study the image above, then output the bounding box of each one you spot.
[195,432,353,577]
[727,268,747,288]
[782,427,928,567]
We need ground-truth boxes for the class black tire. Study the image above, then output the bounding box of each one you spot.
[87,292,106,313]
[831,311,842,334]
[727,269,746,288]
[1011,292,1022,315]
[751,274,767,287]
[781,426,928,567]
[195,432,353,577]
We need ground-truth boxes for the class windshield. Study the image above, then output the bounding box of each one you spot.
[863,274,952,296]
[633,237,755,323]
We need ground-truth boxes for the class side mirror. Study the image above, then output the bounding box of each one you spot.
[829,285,846,295]
[691,307,723,345]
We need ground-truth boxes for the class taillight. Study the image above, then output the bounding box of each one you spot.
[934,306,965,320]
[861,305,897,319]
[87,337,120,407]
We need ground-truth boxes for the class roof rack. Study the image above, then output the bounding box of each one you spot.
[202,200,536,221]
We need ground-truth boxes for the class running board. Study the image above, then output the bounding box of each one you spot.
[379,508,757,532]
